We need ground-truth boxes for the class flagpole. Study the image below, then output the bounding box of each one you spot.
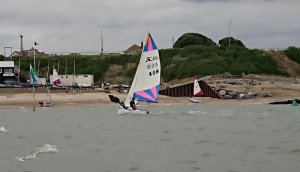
[33,44,36,111]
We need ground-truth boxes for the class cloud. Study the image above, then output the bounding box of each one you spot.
[183,0,236,2]
[0,0,300,55]
[183,0,279,3]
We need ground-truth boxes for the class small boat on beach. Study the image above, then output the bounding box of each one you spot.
[269,99,299,105]
[190,78,204,103]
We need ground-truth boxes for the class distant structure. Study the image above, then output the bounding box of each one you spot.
[1,47,20,84]
[11,48,46,57]
[124,44,142,54]
[159,80,223,99]
[20,35,24,52]
[100,29,103,55]
[0,61,19,84]
[50,74,94,87]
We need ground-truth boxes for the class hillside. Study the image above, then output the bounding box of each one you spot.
[267,50,300,77]
[13,46,300,85]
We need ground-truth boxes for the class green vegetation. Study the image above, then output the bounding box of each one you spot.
[284,46,300,64]
[160,46,286,82]
[14,46,287,84]
[14,54,140,84]
[13,33,293,84]
[219,37,245,47]
[174,33,216,48]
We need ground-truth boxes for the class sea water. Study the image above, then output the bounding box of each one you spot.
[0,104,299,172]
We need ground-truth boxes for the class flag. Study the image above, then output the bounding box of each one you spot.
[29,64,38,85]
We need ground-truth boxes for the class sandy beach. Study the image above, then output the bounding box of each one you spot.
[0,76,299,109]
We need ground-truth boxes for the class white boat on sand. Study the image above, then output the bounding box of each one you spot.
[190,78,204,103]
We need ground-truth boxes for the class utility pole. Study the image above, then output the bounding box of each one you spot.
[20,35,24,52]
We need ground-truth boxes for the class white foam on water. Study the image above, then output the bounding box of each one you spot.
[0,126,7,133]
[16,144,58,162]
[188,110,207,115]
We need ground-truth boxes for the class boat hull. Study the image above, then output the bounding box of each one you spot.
[39,101,54,107]
[190,97,201,103]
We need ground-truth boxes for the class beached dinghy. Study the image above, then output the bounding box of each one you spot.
[190,78,204,103]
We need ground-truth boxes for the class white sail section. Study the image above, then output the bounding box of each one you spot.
[193,79,204,97]
[124,33,161,106]
[52,69,61,86]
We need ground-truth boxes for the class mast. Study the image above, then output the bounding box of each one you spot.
[65,59,67,75]
[37,60,40,75]
[101,28,103,55]
[32,43,36,111]
[47,61,49,82]
[18,58,20,84]
[58,60,60,73]
[72,58,75,95]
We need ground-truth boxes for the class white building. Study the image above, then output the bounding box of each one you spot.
[0,61,19,83]
[38,77,47,85]
[49,74,94,87]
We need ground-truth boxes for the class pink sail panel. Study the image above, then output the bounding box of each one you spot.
[194,91,205,97]
[133,85,159,102]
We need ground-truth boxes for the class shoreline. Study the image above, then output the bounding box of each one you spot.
[0,90,298,109]
[1,76,299,109]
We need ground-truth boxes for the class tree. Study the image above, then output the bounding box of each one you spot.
[219,37,245,47]
[174,33,217,48]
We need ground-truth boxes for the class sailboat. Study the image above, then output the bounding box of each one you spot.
[52,68,63,89]
[109,33,161,114]
[190,78,204,103]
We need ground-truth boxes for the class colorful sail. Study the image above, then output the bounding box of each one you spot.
[143,33,158,52]
[29,64,38,85]
[52,68,61,86]
[125,33,161,106]
[193,78,204,97]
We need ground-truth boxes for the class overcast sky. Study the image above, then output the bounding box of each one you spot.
[1,0,299,55]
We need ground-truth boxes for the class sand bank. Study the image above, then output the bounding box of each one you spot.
[0,77,299,109]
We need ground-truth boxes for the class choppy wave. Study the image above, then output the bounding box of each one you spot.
[17,144,58,162]
[188,111,207,115]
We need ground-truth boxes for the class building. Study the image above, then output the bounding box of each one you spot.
[11,48,47,57]
[0,61,19,84]
[124,44,142,54]
[50,74,94,87]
